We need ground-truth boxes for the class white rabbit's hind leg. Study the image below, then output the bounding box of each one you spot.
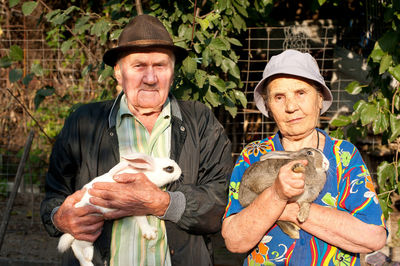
[136,216,158,240]
[71,240,94,266]
[58,233,75,252]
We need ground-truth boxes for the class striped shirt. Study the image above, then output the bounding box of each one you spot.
[110,94,172,266]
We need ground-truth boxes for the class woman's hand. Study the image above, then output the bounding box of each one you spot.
[272,160,308,201]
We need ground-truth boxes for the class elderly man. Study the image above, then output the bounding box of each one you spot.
[41,14,232,266]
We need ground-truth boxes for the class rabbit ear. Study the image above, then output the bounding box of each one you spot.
[260,151,294,161]
[121,153,155,171]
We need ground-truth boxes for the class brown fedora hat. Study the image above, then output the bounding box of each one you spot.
[103,14,188,66]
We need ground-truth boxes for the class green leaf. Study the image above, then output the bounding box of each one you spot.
[372,112,389,134]
[379,53,392,74]
[82,64,93,77]
[22,73,34,86]
[370,43,385,63]
[231,14,246,31]
[210,38,229,51]
[225,105,238,117]
[232,0,248,17]
[91,20,110,37]
[22,1,37,16]
[45,9,62,23]
[389,114,400,142]
[74,15,91,34]
[378,31,400,52]
[9,45,23,61]
[345,81,364,95]
[0,57,12,68]
[389,64,400,82]
[360,104,379,126]
[395,93,400,111]
[98,65,113,83]
[31,62,44,76]
[377,161,394,190]
[50,12,69,25]
[61,39,73,54]
[34,86,55,109]
[182,57,197,75]
[234,90,247,107]
[329,128,344,139]
[205,88,220,107]
[9,68,23,83]
[195,69,207,89]
[9,0,20,8]
[227,37,242,47]
[209,75,226,92]
[64,5,79,15]
[110,29,123,41]
[331,115,352,127]
[197,18,209,31]
[379,198,389,220]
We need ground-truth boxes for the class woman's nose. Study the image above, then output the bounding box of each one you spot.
[285,96,298,112]
[143,67,157,84]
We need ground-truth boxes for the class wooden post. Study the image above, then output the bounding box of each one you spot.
[0,130,34,251]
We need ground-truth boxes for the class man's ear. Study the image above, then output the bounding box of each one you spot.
[114,64,122,84]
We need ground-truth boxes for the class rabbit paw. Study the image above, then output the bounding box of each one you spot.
[141,226,158,240]
[292,163,305,173]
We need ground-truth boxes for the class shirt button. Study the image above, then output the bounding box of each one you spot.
[170,249,174,255]
[180,126,185,132]
[109,132,114,136]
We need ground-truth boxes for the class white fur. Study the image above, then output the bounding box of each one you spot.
[57,153,182,266]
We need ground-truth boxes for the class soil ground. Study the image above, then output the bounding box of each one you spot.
[0,193,245,266]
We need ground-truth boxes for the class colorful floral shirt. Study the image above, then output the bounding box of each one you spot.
[224,129,386,266]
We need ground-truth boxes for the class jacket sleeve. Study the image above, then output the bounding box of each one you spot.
[40,111,82,237]
[171,102,233,234]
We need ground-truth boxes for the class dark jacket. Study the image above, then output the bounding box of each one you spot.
[40,94,233,266]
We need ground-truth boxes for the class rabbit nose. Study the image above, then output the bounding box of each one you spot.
[164,166,174,173]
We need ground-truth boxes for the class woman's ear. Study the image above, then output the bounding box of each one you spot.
[317,92,323,110]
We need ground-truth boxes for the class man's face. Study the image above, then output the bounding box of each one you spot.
[114,49,175,115]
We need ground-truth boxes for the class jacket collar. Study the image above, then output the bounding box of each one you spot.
[108,91,183,128]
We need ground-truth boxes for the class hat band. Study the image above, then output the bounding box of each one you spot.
[122,39,173,46]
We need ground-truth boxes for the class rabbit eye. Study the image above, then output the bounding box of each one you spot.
[306,151,313,156]
[164,166,174,173]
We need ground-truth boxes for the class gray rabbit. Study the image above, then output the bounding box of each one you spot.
[238,147,330,239]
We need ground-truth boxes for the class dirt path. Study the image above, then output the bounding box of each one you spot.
[0,193,244,266]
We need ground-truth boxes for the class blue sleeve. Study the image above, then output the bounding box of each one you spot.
[336,142,386,228]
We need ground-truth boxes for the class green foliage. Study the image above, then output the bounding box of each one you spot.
[329,0,400,225]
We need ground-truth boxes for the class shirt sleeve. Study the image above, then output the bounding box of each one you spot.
[336,142,386,228]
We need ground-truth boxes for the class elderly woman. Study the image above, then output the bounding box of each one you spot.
[222,50,386,265]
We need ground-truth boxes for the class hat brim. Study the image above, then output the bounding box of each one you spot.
[254,69,333,118]
[103,44,188,66]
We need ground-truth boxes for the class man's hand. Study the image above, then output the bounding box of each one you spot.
[53,189,104,242]
[88,173,170,220]
[271,160,308,201]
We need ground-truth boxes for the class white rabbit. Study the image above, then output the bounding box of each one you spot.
[238,147,329,239]
[57,153,182,266]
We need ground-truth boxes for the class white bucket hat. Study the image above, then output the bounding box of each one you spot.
[254,49,333,117]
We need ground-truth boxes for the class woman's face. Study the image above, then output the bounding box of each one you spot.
[266,75,323,140]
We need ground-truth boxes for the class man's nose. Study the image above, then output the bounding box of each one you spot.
[143,67,157,84]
